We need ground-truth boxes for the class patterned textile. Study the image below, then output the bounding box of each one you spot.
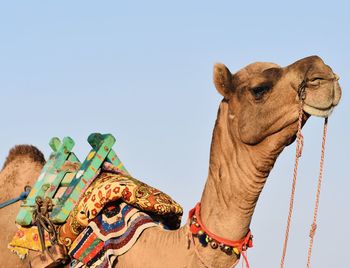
[59,162,183,248]
[8,226,52,259]
[68,202,158,268]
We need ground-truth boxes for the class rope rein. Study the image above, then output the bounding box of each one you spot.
[280,84,329,267]
[306,118,328,268]
[280,96,305,268]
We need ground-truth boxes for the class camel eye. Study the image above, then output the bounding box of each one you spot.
[251,86,270,100]
[308,77,323,86]
[310,77,323,82]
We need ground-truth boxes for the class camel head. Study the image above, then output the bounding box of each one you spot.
[213,56,341,149]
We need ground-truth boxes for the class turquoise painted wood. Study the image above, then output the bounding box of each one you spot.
[50,133,118,223]
[106,148,129,175]
[16,133,129,226]
[16,137,76,225]
[87,133,128,173]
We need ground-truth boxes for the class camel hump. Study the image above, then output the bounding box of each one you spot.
[2,145,46,170]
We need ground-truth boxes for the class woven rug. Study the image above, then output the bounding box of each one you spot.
[68,202,159,268]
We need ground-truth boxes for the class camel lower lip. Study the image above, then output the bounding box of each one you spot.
[303,103,334,118]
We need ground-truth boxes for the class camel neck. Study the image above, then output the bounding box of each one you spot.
[200,101,273,241]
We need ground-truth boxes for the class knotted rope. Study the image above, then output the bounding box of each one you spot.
[306,118,328,268]
[33,197,58,252]
[280,93,329,267]
[31,196,70,266]
[280,99,305,268]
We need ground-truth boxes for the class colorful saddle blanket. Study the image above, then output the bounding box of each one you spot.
[58,162,183,248]
[68,202,158,268]
[9,162,183,267]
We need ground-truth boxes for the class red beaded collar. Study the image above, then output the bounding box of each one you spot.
[188,203,253,256]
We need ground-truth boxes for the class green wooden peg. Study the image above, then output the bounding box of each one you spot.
[49,137,61,152]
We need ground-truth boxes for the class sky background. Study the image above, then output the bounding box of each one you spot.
[0,1,349,267]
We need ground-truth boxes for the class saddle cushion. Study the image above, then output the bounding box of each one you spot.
[58,162,183,248]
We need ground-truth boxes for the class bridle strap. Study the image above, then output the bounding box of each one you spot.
[297,79,307,100]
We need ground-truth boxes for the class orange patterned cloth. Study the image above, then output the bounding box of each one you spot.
[58,162,183,248]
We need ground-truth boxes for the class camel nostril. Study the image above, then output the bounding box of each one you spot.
[334,74,340,81]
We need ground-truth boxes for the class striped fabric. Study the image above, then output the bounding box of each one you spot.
[69,202,158,268]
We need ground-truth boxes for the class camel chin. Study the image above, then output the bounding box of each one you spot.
[303,103,335,118]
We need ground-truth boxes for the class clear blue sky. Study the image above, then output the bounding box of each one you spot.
[0,1,349,267]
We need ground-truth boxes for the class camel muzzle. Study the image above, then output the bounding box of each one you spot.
[302,74,342,118]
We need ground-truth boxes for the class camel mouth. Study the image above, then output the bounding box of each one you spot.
[303,103,334,118]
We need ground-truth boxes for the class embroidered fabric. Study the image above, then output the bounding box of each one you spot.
[69,202,159,268]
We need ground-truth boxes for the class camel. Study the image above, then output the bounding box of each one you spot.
[0,145,45,268]
[0,56,341,268]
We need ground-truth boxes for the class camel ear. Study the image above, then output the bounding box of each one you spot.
[213,63,233,98]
